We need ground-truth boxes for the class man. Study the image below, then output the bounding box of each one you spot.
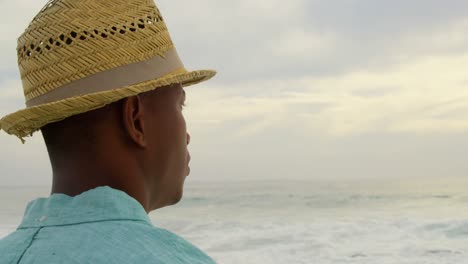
[0,0,217,263]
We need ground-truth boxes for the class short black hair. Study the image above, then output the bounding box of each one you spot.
[41,100,122,154]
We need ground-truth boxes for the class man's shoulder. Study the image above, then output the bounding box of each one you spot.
[0,228,41,264]
[95,220,216,263]
[0,221,216,264]
[54,221,216,263]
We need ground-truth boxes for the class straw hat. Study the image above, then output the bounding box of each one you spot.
[0,0,216,142]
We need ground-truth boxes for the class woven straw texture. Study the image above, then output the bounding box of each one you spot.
[0,0,216,141]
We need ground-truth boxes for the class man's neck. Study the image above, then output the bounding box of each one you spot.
[50,157,151,212]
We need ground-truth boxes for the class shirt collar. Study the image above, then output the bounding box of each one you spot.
[18,186,152,229]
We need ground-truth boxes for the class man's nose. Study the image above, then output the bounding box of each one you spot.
[186,133,191,145]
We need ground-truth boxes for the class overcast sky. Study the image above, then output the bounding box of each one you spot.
[1,0,468,185]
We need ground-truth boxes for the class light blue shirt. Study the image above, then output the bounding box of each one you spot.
[0,186,216,264]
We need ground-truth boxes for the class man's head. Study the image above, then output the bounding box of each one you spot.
[41,83,190,211]
[0,0,215,212]
[0,0,215,141]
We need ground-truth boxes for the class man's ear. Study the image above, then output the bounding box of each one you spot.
[122,95,147,147]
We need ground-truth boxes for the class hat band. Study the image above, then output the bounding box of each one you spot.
[26,48,185,107]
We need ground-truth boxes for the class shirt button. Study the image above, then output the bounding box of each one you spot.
[39,216,47,222]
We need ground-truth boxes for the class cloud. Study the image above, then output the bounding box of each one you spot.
[0,79,25,117]
[158,0,468,84]
[269,29,338,58]
[186,51,468,138]
[0,1,44,73]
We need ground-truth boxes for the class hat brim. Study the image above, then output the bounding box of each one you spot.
[0,68,216,140]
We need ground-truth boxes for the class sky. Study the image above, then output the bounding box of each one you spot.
[1,0,468,185]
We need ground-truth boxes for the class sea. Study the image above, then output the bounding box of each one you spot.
[1,178,468,264]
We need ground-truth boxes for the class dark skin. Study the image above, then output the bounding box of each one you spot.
[41,83,190,213]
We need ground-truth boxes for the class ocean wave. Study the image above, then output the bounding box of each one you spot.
[445,222,468,238]
[417,220,468,239]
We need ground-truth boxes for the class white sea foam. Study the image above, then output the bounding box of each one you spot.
[151,215,468,264]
